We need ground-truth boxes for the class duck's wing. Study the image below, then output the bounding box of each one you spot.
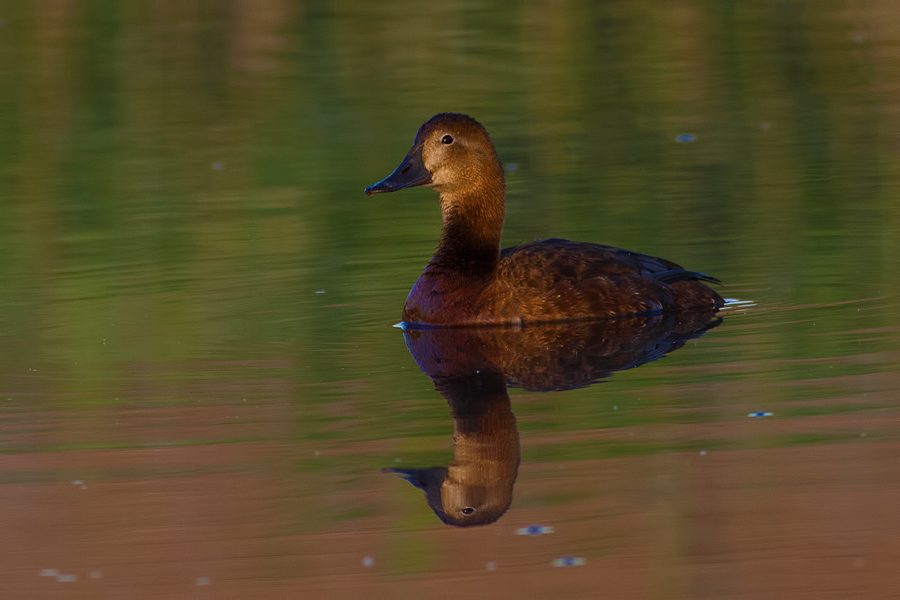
[495,239,722,316]
[499,239,704,280]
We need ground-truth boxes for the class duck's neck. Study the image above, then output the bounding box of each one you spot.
[427,183,505,279]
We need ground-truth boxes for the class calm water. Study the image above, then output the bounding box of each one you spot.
[2,2,900,597]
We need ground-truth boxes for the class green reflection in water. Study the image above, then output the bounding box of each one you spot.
[0,6,897,593]
[0,1,898,476]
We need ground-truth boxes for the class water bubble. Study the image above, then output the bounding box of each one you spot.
[39,569,59,577]
[516,525,554,536]
[56,574,78,583]
[552,556,585,567]
[196,577,211,586]
[486,561,497,570]
[362,556,374,568]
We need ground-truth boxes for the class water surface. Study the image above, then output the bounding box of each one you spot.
[2,2,900,597]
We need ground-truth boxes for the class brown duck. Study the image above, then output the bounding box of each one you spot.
[365,113,723,326]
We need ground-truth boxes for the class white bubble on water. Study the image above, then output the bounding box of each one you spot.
[552,556,585,567]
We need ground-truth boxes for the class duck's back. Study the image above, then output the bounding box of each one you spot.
[480,239,723,322]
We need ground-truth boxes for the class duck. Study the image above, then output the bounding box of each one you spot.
[365,113,724,326]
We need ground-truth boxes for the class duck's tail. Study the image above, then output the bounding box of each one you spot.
[652,270,721,286]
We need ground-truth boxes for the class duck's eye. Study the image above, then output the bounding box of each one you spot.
[441,134,454,145]
[461,507,475,515]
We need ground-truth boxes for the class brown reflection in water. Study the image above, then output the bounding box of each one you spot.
[386,370,518,527]
[386,310,721,527]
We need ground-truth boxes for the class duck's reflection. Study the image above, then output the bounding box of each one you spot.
[385,312,721,527]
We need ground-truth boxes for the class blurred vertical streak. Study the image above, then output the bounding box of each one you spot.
[18,1,78,273]
[853,2,900,299]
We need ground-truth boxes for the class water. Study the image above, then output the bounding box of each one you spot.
[2,2,899,597]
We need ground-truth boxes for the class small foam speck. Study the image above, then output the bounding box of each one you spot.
[516,525,554,536]
[552,557,585,567]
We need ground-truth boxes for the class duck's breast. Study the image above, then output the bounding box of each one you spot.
[402,272,491,325]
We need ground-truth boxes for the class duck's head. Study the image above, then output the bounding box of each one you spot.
[365,113,504,197]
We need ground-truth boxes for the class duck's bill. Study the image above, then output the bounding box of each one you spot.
[381,466,446,490]
[365,145,432,195]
